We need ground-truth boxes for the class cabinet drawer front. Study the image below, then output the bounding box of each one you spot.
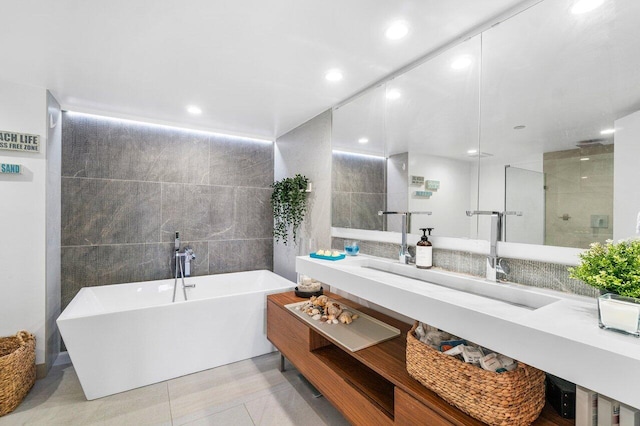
[267,300,309,357]
[395,387,453,426]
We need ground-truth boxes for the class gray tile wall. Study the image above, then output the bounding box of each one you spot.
[331,152,385,230]
[61,113,274,312]
[331,237,597,297]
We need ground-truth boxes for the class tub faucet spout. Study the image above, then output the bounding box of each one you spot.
[172,234,196,302]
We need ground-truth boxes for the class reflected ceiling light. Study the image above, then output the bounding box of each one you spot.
[325,69,343,82]
[580,157,590,161]
[513,125,526,130]
[187,105,202,115]
[581,176,589,179]
[571,0,604,14]
[358,137,369,144]
[600,128,615,135]
[385,21,409,40]
[467,149,478,154]
[451,55,472,70]
[386,89,401,100]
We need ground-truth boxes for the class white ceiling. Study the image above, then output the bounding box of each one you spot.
[1,0,528,140]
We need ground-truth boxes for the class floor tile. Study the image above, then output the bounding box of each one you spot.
[0,352,348,426]
[244,386,326,426]
[169,353,291,425]
[183,405,255,426]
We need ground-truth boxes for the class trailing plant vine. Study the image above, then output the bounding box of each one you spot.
[270,174,309,245]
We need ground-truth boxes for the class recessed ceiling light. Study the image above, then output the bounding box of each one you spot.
[325,69,343,82]
[358,137,369,144]
[386,89,401,100]
[571,0,604,14]
[451,56,472,70]
[385,21,409,40]
[513,125,526,130]
[467,149,478,154]
[187,105,202,115]
[581,176,589,179]
[600,128,615,135]
[580,157,590,161]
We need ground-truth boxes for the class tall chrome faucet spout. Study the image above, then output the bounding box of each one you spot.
[466,211,503,281]
[378,211,432,264]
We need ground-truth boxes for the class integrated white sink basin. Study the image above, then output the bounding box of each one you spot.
[360,258,560,310]
[296,253,640,409]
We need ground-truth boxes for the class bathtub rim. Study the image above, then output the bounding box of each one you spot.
[58,269,294,321]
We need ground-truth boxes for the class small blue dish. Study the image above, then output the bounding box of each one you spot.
[344,244,360,256]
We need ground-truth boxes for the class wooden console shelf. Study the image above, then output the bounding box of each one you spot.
[267,291,574,426]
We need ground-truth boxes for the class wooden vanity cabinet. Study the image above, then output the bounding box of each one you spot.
[267,291,573,426]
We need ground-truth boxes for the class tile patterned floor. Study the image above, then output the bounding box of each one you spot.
[0,353,349,426]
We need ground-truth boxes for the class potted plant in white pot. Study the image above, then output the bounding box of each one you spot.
[569,239,640,336]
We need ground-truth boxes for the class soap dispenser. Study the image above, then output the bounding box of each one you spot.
[416,228,433,269]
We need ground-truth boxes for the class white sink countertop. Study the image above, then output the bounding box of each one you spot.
[296,254,640,409]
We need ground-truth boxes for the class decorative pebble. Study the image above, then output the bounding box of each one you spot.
[352,314,359,320]
[312,314,321,320]
[332,319,339,324]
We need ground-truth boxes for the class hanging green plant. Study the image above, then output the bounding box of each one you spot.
[270,174,310,245]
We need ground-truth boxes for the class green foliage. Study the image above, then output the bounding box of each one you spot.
[569,239,640,297]
[270,174,309,245]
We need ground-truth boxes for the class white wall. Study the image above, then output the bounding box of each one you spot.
[0,80,48,364]
[408,153,473,238]
[614,110,640,240]
[274,110,332,282]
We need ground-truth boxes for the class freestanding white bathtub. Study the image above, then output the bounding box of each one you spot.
[57,270,294,400]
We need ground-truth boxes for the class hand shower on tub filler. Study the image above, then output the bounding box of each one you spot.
[173,232,196,302]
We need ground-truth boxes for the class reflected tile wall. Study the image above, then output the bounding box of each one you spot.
[61,112,274,314]
[544,144,614,248]
[331,152,385,230]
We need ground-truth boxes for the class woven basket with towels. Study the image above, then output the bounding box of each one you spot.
[406,322,545,426]
[0,331,36,417]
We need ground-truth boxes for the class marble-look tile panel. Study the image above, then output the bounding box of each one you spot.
[61,112,100,178]
[161,184,236,242]
[209,136,273,188]
[61,246,99,311]
[209,239,273,274]
[63,178,162,245]
[61,177,102,246]
[350,193,384,230]
[96,120,210,184]
[62,112,210,184]
[95,244,146,286]
[234,187,273,239]
[332,152,385,194]
[331,192,351,228]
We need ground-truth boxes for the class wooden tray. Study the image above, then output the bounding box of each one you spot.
[285,301,400,351]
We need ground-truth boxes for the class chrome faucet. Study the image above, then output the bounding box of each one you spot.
[173,232,196,302]
[466,211,520,281]
[378,211,432,264]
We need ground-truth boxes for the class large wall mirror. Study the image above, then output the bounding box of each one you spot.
[478,0,640,248]
[332,0,640,250]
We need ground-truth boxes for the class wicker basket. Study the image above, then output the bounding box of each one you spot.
[0,331,36,417]
[406,322,545,426]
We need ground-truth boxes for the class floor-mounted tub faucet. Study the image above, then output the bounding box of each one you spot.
[378,211,432,264]
[173,232,196,302]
